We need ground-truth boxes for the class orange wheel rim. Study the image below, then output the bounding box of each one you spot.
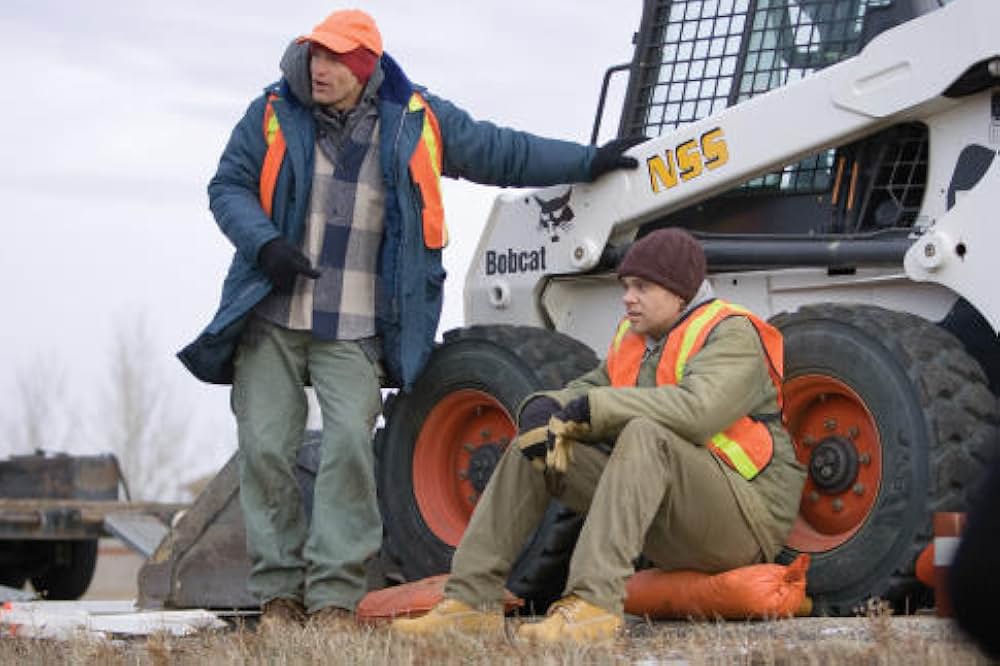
[783,374,883,553]
[412,389,515,546]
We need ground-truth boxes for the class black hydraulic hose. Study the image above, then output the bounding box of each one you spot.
[599,232,914,271]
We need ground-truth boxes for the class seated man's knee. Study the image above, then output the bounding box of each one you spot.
[613,417,665,454]
[618,416,661,439]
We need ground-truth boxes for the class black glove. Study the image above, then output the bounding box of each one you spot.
[520,395,562,430]
[516,396,561,470]
[588,137,645,180]
[556,395,591,428]
[258,238,321,292]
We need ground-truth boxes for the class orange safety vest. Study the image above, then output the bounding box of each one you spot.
[606,299,784,480]
[258,91,447,249]
[259,93,285,219]
[406,92,448,249]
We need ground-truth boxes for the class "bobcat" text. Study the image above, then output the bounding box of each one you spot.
[485,247,547,275]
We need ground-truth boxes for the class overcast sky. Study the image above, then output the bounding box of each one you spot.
[0,1,641,482]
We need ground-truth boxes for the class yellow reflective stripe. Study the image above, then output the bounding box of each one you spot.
[265,111,280,146]
[408,92,447,246]
[613,319,632,352]
[410,94,442,176]
[711,432,759,480]
[422,120,441,177]
[675,300,727,380]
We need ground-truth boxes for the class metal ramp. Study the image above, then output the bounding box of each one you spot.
[104,512,170,559]
[134,437,323,609]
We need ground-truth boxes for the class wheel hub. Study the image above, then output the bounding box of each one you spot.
[809,436,859,495]
[782,373,883,553]
[466,443,504,493]
[412,389,516,547]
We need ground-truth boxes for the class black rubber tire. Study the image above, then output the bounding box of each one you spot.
[375,325,598,611]
[773,304,998,616]
[30,539,99,600]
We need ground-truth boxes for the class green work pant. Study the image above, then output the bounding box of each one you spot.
[232,317,383,613]
[445,417,763,616]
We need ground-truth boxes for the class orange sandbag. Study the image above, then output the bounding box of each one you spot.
[624,554,810,619]
[915,542,935,587]
[356,574,524,624]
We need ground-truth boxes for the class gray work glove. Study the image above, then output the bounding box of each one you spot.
[516,395,561,472]
[545,395,592,475]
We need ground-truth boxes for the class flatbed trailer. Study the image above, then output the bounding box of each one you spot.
[0,452,187,600]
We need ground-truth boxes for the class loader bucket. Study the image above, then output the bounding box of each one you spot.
[137,438,322,609]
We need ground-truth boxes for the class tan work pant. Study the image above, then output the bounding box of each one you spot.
[444,417,763,616]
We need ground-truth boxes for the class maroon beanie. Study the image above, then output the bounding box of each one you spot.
[617,228,706,302]
[335,47,379,85]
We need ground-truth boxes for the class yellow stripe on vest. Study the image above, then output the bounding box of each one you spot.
[407,93,448,248]
[265,112,280,146]
[711,432,760,479]
[420,120,441,179]
[408,95,441,176]
[259,94,286,219]
[675,300,727,381]
[612,319,632,352]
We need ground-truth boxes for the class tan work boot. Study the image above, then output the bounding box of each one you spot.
[259,597,306,631]
[390,598,504,637]
[516,595,622,643]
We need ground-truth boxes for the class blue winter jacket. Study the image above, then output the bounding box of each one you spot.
[178,54,596,390]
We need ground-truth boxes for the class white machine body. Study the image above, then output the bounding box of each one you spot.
[464,0,1000,353]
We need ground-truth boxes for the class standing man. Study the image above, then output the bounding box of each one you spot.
[178,9,640,626]
[392,228,807,642]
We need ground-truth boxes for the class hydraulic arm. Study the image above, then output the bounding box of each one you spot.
[466,0,1000,335]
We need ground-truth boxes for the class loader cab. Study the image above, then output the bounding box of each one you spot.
[614,0,943,239]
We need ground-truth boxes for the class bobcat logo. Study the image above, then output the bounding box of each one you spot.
[534,187,575,242]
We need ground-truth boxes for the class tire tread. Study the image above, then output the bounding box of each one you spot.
[775,304,998,614]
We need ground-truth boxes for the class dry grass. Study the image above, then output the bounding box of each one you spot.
[0,609,991,665]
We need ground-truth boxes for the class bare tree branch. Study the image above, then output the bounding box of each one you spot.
[100,311,194,501]
[4,312,201,501]
[4,355,79,455]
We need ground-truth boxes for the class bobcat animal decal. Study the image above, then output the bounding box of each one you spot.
[534,187,574,242]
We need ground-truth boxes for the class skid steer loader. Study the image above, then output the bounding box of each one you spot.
[139,0,999,616]
[374,0,1000,616]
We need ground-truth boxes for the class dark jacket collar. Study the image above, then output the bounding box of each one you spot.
[376,52,415,106]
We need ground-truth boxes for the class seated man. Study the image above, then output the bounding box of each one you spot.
[391,228,807,642]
